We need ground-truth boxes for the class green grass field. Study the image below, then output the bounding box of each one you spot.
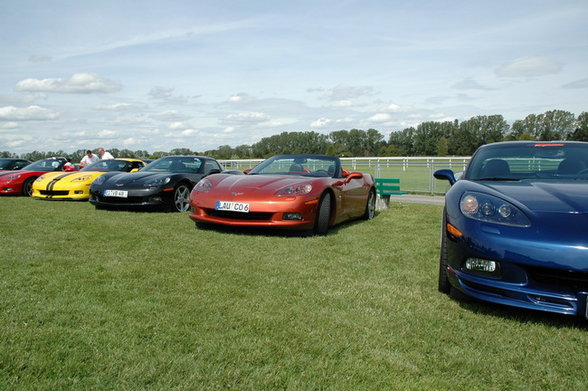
[1,198,586,390]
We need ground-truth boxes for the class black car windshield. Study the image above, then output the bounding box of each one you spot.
[0,159,17,169]
[81,159,135,172]
[249,155,341,178]
[466,142,588,181]
[22,158,65,172]
[141,156,202,173]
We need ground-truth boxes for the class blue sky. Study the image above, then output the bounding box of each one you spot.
[0,0,587,154]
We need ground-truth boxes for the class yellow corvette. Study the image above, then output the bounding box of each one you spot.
[32,158,145,200]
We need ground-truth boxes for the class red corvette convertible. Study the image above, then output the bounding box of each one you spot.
[0,157,73,196]
[188,154,376,235]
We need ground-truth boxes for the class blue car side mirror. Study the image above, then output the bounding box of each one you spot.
[434,169,457,186]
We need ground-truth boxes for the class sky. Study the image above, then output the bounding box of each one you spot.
[0,0,587,154]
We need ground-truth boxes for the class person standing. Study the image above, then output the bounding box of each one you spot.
[80,150,99,167]
[98,147,114,160]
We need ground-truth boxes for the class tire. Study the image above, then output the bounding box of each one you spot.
[438,210,451,294]
[362,189,376,220]
[22,177,35,197]
[314,193,331,236]
[171,184,191,212]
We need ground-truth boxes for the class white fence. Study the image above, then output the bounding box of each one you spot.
[219,157,471,195]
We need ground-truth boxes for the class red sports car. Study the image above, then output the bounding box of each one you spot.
[0,157,73,196]
[188,154,376,235]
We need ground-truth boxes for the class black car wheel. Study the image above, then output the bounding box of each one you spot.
[172,184,191,212]
[22,177,35,197]
[314,193,331,235]
[438,210,451,294]
[363,189,376,220]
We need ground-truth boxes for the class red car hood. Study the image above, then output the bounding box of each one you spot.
[0,170,45,179]
[209,174,323,195]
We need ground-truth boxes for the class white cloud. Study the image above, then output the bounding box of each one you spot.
[181,129,197,136]
[97,129,116,137]
[169,121,186,130]
[0,122,18,129]
[368,113,391,122]
[386,103,402,111]
[224,126,236,133]
[96,103,140,111]
[228,93,254,103]
[452,78,492,90]
[225,112,270,124]
[326,84,376,101]
[151,110,190,121]
[562,78,588,89]
[0,105,59,120]
[329,100,353,108]
[310,118,331,128]
[16,73,121,94]
[495,57,562,78]
[122,137,138,145]
[7,140,26,148]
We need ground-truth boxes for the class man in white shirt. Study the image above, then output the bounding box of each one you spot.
[80,150,99,167]
[98,147,114,160]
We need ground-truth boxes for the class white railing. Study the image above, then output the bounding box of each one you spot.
[219,156,471,194]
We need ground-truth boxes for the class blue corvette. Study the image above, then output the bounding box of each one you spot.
[434,141,588,318]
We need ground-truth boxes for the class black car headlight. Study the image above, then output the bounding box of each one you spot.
[460,192,531,227]
[93,175,107,185]
[145,176,171,187]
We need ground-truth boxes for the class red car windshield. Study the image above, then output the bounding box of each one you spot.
[22,159,65,172]
[249,155,341,178]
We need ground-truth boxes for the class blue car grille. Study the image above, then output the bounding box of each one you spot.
[527,266,588,291]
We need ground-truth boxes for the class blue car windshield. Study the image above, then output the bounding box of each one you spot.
[466,143,588,181]
[249,155,341,178]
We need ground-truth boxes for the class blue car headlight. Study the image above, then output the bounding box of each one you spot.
[460,192,531,227]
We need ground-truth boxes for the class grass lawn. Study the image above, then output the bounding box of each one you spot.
[0,197,586,390]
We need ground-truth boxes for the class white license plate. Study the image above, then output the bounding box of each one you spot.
[215,201,250,213]
[104,189,128,198]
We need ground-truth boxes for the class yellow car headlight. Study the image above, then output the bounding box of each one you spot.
[72,175,93,182]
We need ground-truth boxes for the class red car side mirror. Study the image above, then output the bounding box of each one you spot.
[343,172,363,184]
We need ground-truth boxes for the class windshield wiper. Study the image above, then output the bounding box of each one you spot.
[475,177,520,181]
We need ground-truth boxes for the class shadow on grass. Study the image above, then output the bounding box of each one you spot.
[192,213,377,238]
[446,290,588,329]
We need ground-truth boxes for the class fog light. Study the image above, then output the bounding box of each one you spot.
[283,213,303,221]
[150,196,162,202]
[465,258,498,273]
[75,190,83,194]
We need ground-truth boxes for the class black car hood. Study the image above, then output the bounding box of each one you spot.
[103,171,174,186]
[480,180,588,214]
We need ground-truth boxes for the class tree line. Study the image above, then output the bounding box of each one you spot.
[1,110,586,162]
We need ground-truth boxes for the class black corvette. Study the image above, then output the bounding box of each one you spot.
[89,156,223,212]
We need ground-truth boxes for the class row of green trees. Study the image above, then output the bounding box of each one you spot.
[1,110,586,161]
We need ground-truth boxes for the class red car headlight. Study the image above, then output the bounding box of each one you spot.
[5,173,22,181]
[274,184,312,197]
[193,178,212,193]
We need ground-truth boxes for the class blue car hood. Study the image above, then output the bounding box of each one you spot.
[482,180,588,214]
